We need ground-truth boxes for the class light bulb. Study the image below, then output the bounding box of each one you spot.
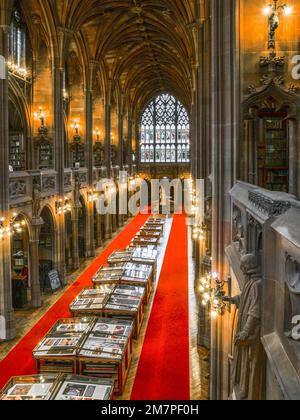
[284,6,292,15]
[211,310,218,318]
[263,5,272,15]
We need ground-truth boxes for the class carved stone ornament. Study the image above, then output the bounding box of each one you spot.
[249,191,291,217]
[79,172,87,184]
[9,180,26,199]
[260,51,285,70]
[73,169,82,207]
[42,176,56,192]
[246,51,299,97]
[64,173,72,188]
[32,176,42,218]
[247,213,262,230]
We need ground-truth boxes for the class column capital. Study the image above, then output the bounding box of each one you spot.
[0,25,10,34]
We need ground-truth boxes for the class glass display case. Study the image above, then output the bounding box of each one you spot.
[0,375,57,400]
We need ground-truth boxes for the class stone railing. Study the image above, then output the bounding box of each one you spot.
[9,166,110,206]
[248,190,292,218]
[9,170,58,204]
[9,171,32,204]
[111,165,120,179]
[230,181,295,219]
[41,170,57,197]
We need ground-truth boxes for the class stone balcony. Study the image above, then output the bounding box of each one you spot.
[9,167,104,206]
[228,181,300,400]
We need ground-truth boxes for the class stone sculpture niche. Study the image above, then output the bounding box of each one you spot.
[285,255,300,337]
[224,254,266,400]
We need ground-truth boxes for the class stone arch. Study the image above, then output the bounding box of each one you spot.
[10,211,31,309]
[38,205,57,291]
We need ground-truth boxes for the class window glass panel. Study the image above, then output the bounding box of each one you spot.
[10,11,26,69]
[140,93,190,163]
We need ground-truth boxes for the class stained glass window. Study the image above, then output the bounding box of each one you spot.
[140,94,190,163]
[9,10,26,68]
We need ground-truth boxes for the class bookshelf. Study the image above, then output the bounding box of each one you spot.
[9,134,25,171]
[38,142,53,170]
[258,115,289,193]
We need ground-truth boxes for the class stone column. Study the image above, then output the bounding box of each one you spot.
[53,65,66,281]
[86,87,96,258]
[71,207,80,270]
[0,21,16,340]
[118,108,124,170]
[105,212,112,240]
[86,202,95,257]
[127,111,133,170]
[29,218,44,308]
[105,92,112,178]
[95,212,102,248]
[210,0,240,401]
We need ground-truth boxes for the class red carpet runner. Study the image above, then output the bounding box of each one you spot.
[131,214,190,400]
[0,213,149,389]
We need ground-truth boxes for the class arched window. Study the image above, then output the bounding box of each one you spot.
[140,93,190,163]
[9,9,26,68]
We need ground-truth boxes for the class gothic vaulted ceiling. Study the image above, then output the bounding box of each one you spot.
[23,0,198,113]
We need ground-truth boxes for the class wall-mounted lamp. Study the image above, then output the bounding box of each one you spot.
[199,272,227,318]
[88,188,99,203]
[63,89,73,104]
[71,121,81,143]
[34,107,47,134]
[7,61,30,80]
[263,1,292,50]
[94,128,103,143]
[192,224,206,241]
[56,197,72,215]
[0,213,26,240]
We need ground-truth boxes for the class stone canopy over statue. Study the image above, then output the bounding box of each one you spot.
[224,254,265,400]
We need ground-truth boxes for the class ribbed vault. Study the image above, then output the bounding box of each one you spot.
[26,0,197,114]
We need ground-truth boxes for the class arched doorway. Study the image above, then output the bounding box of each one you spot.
[11,215,29,309]
[78,196,87,260]
[39,207,55,292]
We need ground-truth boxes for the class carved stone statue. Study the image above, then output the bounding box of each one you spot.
[73,169,81,208]
[32,179,41,218]
[224,254,265,400]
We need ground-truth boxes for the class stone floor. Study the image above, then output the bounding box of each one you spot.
[0,216,210,400]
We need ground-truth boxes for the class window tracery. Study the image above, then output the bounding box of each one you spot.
[140,94,190,164]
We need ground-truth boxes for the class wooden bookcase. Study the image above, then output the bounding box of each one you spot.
[258,115,289,193]
[9,134,25,171]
